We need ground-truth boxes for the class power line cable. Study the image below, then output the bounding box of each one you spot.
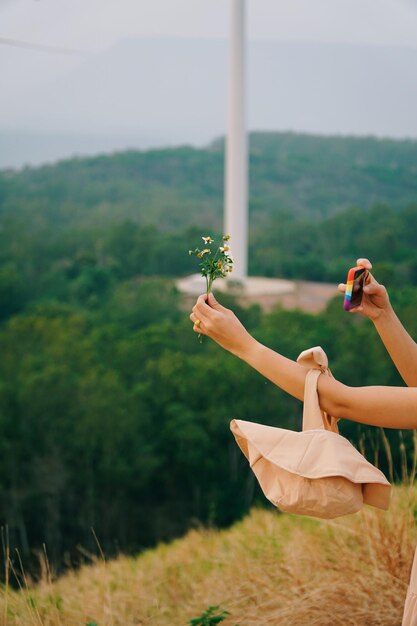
[0,36,88,56]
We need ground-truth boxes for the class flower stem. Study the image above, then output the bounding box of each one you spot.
[207,277,213,296]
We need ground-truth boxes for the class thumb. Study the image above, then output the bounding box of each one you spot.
[207,292,223,309]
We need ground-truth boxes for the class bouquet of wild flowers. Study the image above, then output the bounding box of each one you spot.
[189,235,234,295]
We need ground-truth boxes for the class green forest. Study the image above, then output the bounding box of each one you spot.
[1,131,417,576]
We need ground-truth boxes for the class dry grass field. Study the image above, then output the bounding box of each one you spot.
[1,486,416,626]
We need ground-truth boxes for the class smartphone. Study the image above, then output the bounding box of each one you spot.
[343,266,368,311]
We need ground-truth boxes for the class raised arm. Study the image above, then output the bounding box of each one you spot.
[338,258,417,387]
[190,293,417,430]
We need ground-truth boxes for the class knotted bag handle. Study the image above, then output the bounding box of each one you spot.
[297,346,339,433]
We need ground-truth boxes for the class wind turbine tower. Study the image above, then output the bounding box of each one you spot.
[178,2,306,304]
[224,0,248,283]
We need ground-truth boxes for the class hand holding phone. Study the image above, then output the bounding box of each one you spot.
[343,266,369,311]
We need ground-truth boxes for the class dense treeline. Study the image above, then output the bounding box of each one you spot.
[1,283,417,575]
[1,133,417,313]
[2,133,417,230]
[2,202,417,322]
[250,203,417,284]
[1,132,417,575]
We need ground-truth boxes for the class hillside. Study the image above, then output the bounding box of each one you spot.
[1,487,415,626]
[1,132,417,293]
[1,132,417,577]
[2,133,417,228]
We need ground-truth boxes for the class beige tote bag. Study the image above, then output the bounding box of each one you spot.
[403,547,417,625]
[230,346,391,519]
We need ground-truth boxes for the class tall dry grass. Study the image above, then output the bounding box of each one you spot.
[0,485,416,625]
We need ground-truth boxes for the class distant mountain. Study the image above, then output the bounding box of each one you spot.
[1,132,417,288]
[2,131,417,227]
[2,38,417,168]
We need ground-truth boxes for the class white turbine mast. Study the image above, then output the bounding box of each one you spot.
[224,0,248,283]
[178,1,296,303]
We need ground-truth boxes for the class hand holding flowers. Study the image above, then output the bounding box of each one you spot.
[190,291,256,357]
[188,234,234,342]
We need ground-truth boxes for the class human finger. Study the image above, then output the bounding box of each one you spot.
[189,307,209,328]
[363,281,386,296]
[207,292,228,312]
[194,293,210,315]
[338,282,346,294]
[356,258,373,270]
[189,311,201,326]
[189,311,208,334]
[197,293,209,306]
[193,320,207,334]
[193,294,217,324]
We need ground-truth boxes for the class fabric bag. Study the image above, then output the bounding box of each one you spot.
[402,547,417,625]
[230,346,391,519]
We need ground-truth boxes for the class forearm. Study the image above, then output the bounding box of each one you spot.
[239,338,309,401]
[191,293,417,429]
[238,338,417,429]
[373,306,417,387]
[238,338,351,419]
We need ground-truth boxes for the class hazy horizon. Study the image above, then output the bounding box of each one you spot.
[2,35,417,169]
[2,0,417,168]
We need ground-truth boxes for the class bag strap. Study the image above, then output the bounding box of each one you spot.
[300,351,339,433]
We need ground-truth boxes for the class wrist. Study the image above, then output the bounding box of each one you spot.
[235,335,264,363]
[232,332,260,361]
[373,303,396,327]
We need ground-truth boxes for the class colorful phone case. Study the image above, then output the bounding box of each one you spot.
[343,266,367,311]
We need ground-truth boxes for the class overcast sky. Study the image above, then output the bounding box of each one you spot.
[2,0,417,51]
[2,0,417,99]
[2,0,417,166]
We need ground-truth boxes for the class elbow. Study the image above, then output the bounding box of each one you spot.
[318,379,355,422]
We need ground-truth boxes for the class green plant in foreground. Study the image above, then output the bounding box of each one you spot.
[188,235,234,295]
[188,604,236,626]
